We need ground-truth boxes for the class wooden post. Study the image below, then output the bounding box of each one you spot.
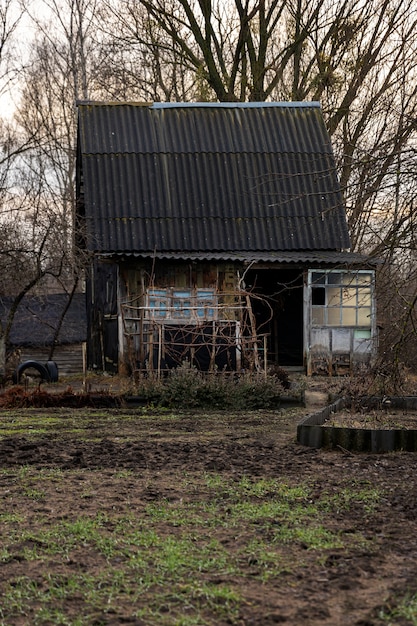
[82,342,87,389]
[99,311,105,372]
[210,321,217,372]
[245,295,261,371]
[157,324,162,379]
[148,324,154,372]
[235,321,241,372]
[139,272,146,367]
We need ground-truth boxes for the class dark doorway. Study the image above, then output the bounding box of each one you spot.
[87,260,119,372]
[244,269,304,367]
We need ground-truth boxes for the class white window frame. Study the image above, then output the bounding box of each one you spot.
[145,288,217,322]
[309,269,374,329]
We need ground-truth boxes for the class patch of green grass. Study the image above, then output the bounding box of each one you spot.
[1,561,240,626]
[113,468,135,479]
[379,592,417,625]
[272,523,344,549]
[23,487,46,501]
[0,511,25,524]
[243,538,291,580]
[0,454,383,626]
[319,480,381,515]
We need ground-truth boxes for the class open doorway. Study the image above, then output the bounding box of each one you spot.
[244,268,304,367]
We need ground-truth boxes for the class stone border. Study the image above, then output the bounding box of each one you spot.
[297,397,417,452]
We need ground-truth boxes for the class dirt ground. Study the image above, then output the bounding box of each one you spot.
[1,400,417,626]
[325,407,417,430]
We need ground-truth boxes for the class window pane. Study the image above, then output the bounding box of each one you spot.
[357,273,372,286]
[312,272,325,284]
[158,301,168,318]
[312,307,325,325]
[328,308,341,325]
[173,289,191,298]
[198,289,215,299]
[358,307,371,326]
[148,289,168,319]
[354,329,371,339]
[312,287,325,305]
[342,288,357,307]
[357,288,371,307]
[173,299,191,318]
[197,289,216,319]
[327,287,340,306]
[341,308,356,326]
[197,301,215,318]
[328,272,341,284]
[148,289,166,297]
[341,272,356,286]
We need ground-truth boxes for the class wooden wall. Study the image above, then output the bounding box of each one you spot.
[18,344,85,376]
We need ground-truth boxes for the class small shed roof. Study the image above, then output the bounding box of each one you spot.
[0,293,87,347]
[77,101,351,258]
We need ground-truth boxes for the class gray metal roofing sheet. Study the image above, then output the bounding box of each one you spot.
[98,250,374,266]
[77,102,351,255]
[0,293,87,347]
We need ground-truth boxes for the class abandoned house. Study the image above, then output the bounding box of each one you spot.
[76,101,376,376]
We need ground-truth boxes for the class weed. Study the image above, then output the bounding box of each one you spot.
[0,512,25,524]
[319,480,381,515]
[23,487,46,501]
[0,548,12,562]
[113,469,135,479]
[133,362,287,409]
[379,592,417,624]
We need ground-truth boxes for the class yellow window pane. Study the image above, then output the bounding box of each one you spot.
[328,308,341,325]
[358,307,371,326]
[342,288,357,306]
[357,288,371,307]
[357,273,372,286]
[327,287,340,306]
[312,308,325,325]
[341,308,356,326]
[341,272,356,286]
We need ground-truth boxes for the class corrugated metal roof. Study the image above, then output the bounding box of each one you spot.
[98,250,374,266]
[0,293,87,347]
[77,102,351,255]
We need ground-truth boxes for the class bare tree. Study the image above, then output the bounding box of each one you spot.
[15,0,106,271]
[0,1,34,377]
[0,0,102,377]
[99,0,417,255]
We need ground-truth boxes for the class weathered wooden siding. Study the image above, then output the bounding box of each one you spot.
[19,344,85,376]
[119,260,244,372]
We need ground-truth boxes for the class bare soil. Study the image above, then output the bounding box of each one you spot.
[1,404,417,625]
[325,407,417,430]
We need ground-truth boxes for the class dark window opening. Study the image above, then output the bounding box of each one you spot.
[312,287,325,305]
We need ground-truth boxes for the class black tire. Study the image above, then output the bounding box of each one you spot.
[13,360,50,384]
[45,361,59,383]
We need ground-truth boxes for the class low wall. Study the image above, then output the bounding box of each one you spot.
[297,397,417,452]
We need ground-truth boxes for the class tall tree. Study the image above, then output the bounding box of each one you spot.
[102,0,417,253]
[16,0,105,271]
[0,0,32,377]
[0,0,103,376]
